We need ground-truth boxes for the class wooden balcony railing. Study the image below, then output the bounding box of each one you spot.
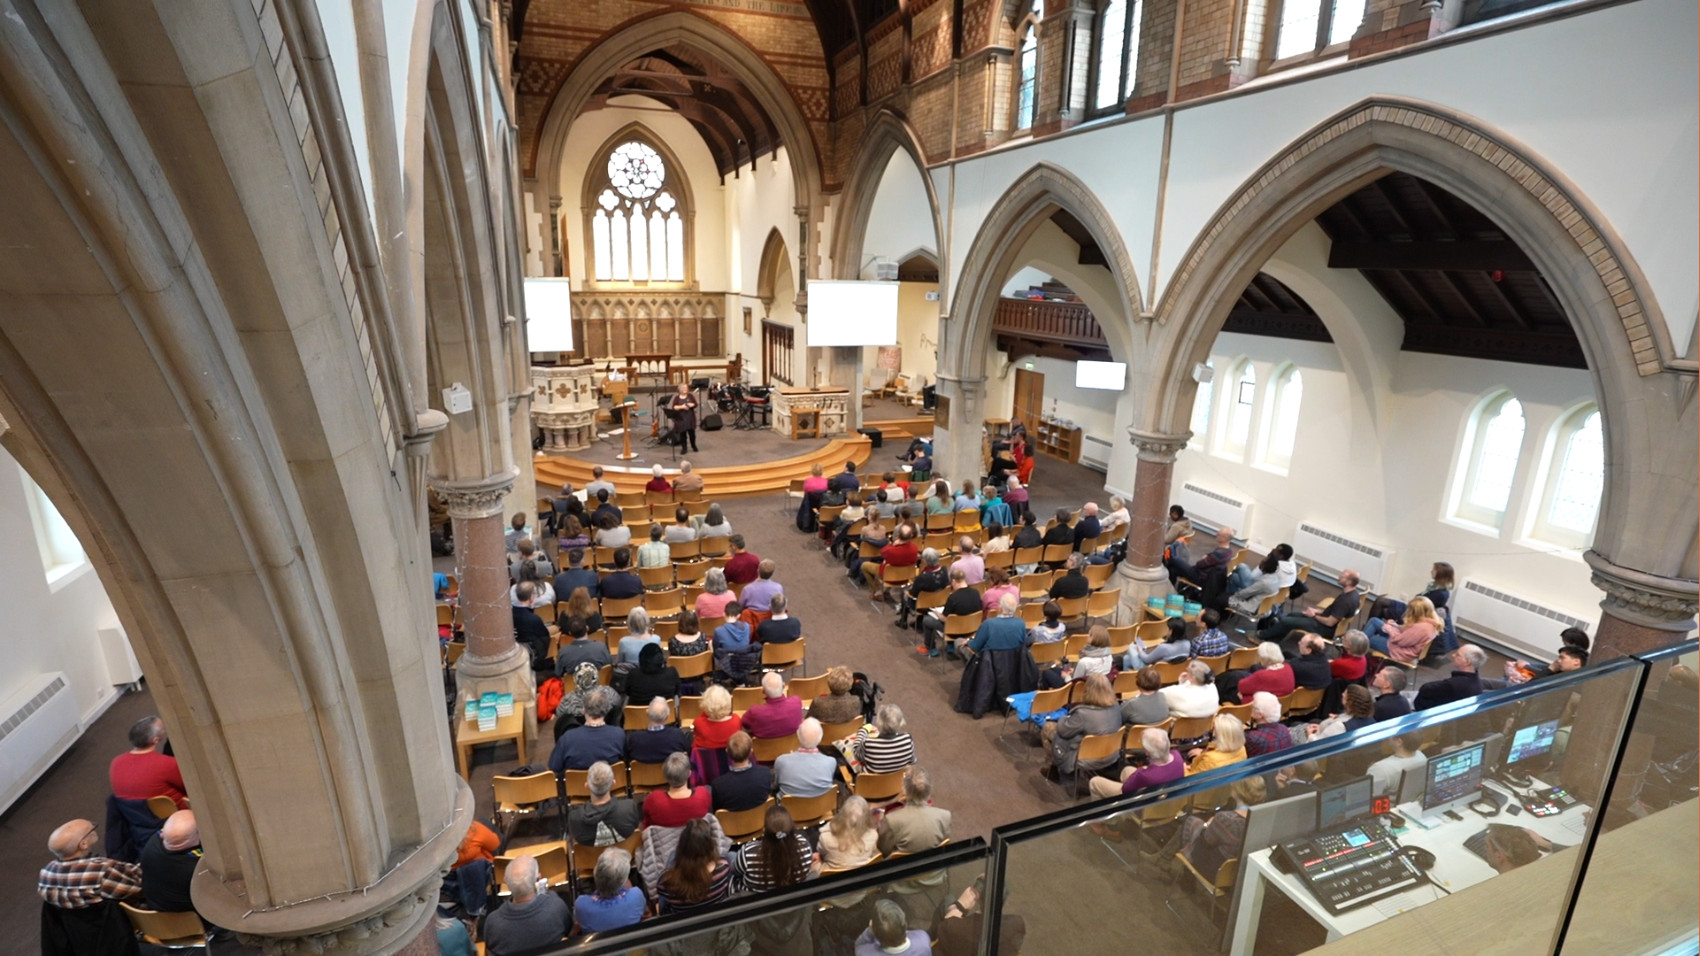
[992,297,1108,346]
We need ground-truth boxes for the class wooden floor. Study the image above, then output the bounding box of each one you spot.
[535,435,874,498]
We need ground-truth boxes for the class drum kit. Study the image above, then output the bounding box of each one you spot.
[710,381,771,430]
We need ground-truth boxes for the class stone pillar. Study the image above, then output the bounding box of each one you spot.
[933,373,987,485]
[436,474,538,743]
[1111,428,1191,623]
[1583,551,1700,660]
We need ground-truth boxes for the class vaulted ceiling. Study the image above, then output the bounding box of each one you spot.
[799,0,903,65]
[585,47,784,179]
[1316,171,1585,368]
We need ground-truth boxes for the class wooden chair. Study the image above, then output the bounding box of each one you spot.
[686,500,711,517]
[1121,720,1175,760]
[925,512,954,531]
[761,638,808,676]
[1135,619,1171,647]
[1295,562,1313,584]
[718,798,777,843]
[1084,562,1116,590]
[858,539,885,560]
[1196,653,1231,676]
[698,614,726,637]
[493,841,571,895]
[625,700,678,727]
[819,718,865,746]
[878,563,918,599]
[1216,702,1254,725]
[815,504,846,530]
[924,531,954,553]
[1019,570,1054,601]
[854,769,906,806]
[752,734,800,764]
[628,760,669,795]
[698,535,731,557]
[1227,646,1262,671]
[678,696,702,731]
[779,790,839,829]
[1056,595,1090,626]
[1106,625,1137,657]
[820,852,884,877]
[563,764,628,803]
[943,612,983,650]
[436,603,456,627]
[646,490,675,507]
[1019,602,1045,625]
[638,565,675,590]
[1030,640,1067,666]
[1111,670,1143,698]
[787,673,830,700]
[602,593,643,619]
[120,902,212,949]
[147,796,179,820]
[1040,543,1074,567]
[645,587,684,619]
[1280,686,1326,720]
[953,512,981,533]
[1152,659,1190,686]
[492,771,564,842]
[1007,686,1072,741]
[614,491,645,507]
[683,584,708,606]
[1072,730,1126,796]
[915,588,949,615]
[597,664,613,686]
[1012,545,1044,569]
[673,558,709,586]
[1168,715,1215,744]
[984,549,1015,571]
[1062,632,1090,661]
[669,539,702,561]
[1176,854,1240,922]
[569,831,641,889]
[673,651,714,683]
[731,686,766,714]
[591,545,619,568]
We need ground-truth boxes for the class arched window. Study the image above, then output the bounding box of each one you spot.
[1272,0,1364,61]
[586,136,690,285]
[1259,365,1303,470]
[1188,360,1214,448]
[1453,391,1526,528]
[1091,0,1142,115]
[21,473,84,585]
[1014,10,1040,131]
[1219,359,1257,459]
[1530,405,1604,547]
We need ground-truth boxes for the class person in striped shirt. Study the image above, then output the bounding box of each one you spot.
[38,819,142,910]
[853,704,917,775]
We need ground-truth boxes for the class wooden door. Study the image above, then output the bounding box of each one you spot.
[1013,367,1044,431]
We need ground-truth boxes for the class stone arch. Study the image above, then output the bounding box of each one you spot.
[575,121,702,286]
[1143,95,1694,602]
[533,10,824,222]
[944,162,1143,382]
[830,109,945,286]
[757,227,790,316]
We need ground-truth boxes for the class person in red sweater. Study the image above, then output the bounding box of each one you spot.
[645,464,673,494]
[860,526,920,598]
[110,717,187,808]
[1331,630,1370,682]
[1235,643,1296,701]
[454,820,501,868]
[723,535,760,586]
[641,752,714,828]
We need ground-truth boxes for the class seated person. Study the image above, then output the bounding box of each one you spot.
[640,752,714,827]
[1048,553,1091,600]
[711,732,773,812]
[1088,726,1184,799]
[1414,644,1487,710]
[573,848,646,934]
[568,761,642,846]
[755,593,803,644]
[1172,777,1266,878]
[553,547,600,601]
[1243,692,1294,756]
[616,608,662,665]
[1074,626,1116,681]
[593,511,631,550]
[1332,630,1370,683]
[855,899,933,956]
[599,549,643,600]
[1257,569,1361,644]
[1505,626,1591,684]
[645,464,673,494]
[1120,667,1170,726]
[655,818,733,916]
[1002,478,1030,520]
[548,687,626,773]
[820,796,880,870]
[1367,733,1428,797]
[110,715,187,808]
[772,719,838,798]
[673,460,705,497]
[920,567,983,658]
[853,704,918,775]
[1072,503,1102,551]
[901,548,950,624]
[1302,684,1377,740]
[1126,617,1192,671]
[560,585,605,636]
[1227,545,1296,615]
[954,537,985,585]
[1184,714,1248,775]
[554,615,611,678]
[510,582,551,666]
[483,856,570,954]
[139,810,204,917]
[1041,509,1075,549]
[668,610,709,659]
[808,666,865,725]
[626,694,689,765]
[741,559,785,613]
[1368,596,1444,663]
[1190,609,1232,659]
[965,594,1030,657]
[637,523,671,568]
[731,805,820,893]
[1287,633,1335,689]
[742,672,804,739]
[876,766,952,856]
[860,525,920,597]
[696,567,739,619]
[1373,667,1413,721]
[623,641,679,707]
[712,601,759,683]
[1039,673,1122,782]
[1365,561,1455,642]
[505,512,531,553]
[691,685,743,753]
[1161,660,1220,718]
[1166,526,1234,585]
[663,506,699,543]
[1232,643,1296,702]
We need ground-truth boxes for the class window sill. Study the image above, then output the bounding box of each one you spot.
[1253,460,1290,477]
[1211,449,1246,465]
[45,559,92,594]
[1517,533,1590,561]
[1441,514,1505,539]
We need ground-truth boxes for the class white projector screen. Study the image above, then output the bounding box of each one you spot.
[805,280,898,347]
[1075,360,1126,390]
[524,278,574,353]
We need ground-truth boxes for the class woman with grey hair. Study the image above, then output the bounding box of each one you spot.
[572,847,645,934]
[698,502,732,538]
[695,566,738,620]
[617,607,660,664]
[853,703,916,775]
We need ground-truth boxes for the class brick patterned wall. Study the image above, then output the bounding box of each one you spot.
[1349,0,1442,57]
[868,28,905,101]
[516,1,830,185]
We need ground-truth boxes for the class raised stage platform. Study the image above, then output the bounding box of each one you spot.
[535,434,875,498]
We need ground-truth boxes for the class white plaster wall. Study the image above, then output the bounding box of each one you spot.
[1002,266,1051,296]
[558,96,730,292]
[1017,355,1121,440]
[0,447,127,728]
[728,147,801,369]
[938,0,1699,356]
[862,281,942,390]
[859,150,939,271]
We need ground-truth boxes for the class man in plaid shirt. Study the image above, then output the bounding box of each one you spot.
[38,819,142,909]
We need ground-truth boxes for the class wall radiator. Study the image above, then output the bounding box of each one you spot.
[1080,435,1113,472]
[1293,522,1394,593]
[0,673,78,814]
[1177,482,1253,539]
[1453,579,1592,661]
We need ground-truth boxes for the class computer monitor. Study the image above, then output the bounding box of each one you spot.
[1317,776,1375,830]
[1420,742,1486,817]
[1502,719,1559,786]
[1244,790,1319,853]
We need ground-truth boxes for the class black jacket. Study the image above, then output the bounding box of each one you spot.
[1049,571,1090,600]
[1012,526,1043,550]
[513,605,551,662]
[1042,525,1075,548]
[1290,653,1333,690]
[1414,670,1483,711]
[955,647,1039,719]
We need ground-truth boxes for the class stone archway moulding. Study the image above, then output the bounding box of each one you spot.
[533,10,824,221]
[944,161,1144,383]
[830,109,946,290]
[757,227,789,315]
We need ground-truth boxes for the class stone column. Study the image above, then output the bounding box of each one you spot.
[1111,428,1191,623]
[932,373,986,485]
[1583,551,1700,660]
[436,474,538,743]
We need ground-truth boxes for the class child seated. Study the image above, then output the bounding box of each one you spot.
[1029,600,1066,644]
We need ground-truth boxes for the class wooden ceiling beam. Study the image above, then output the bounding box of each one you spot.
[1328,240,1538,272]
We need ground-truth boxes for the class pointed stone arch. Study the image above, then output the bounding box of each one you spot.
[1142,96,1695,617]
[830,109,944,285]
[757,227,790,316]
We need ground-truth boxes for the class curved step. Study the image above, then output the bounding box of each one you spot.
[534,436,874,499]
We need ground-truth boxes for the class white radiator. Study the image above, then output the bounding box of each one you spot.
[1177,482,1253,537]
[1080,436,1113,472]
[0,673,79,814]
[1293,522,1393,592]
[1453,579,1592,661]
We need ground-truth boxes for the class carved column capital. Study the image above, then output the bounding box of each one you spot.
[1584,550,1700,631]
[1127,427,1191,463]
[431,471,518,520]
